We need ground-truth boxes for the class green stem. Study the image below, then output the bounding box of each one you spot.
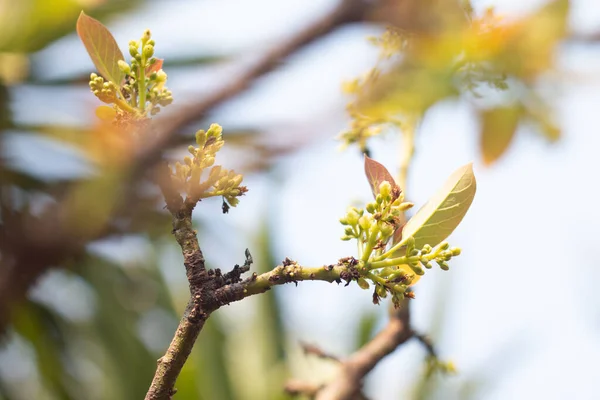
[138,56,147,112]
[368,256,413,270]
[114,96,136,114]
[361,225,379,263]
[373,235,411,262]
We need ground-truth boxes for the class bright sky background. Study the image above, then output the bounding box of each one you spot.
[3,0,600,399]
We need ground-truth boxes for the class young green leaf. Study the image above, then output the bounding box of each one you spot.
[364,155,399,197]
[76,11,125,86]
[401,163,476,249]
[480,106,520,165]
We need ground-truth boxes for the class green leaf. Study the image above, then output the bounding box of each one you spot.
[480,106,520,165]
[364,155,399,197]
[76,11,124,85]
[402,163,476,249]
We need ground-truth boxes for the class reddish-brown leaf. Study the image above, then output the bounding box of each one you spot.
[146,58,164,76]
[364,155,399,198]
[76,11,125,86]
[480,106,520,165]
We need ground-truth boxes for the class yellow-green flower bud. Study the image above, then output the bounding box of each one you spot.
[358,215,371,231]
[380,223,394,238]
[346,208,360,226]
[379,181,392,199]
[366,202,376,214]
[341,235,353,241]
[143,44,154,58]
[207,123,223,138]
[437,260,449,271]
[376,285,388,298]
[451,247,461,256]
[339,216,350,225]
[117,60,131,74]
[156,70,167,83]
[439,242,449,250]
[195,130,206,147]
[344,227,354,236]
[397,202,414,211]
[421,244,432,254]
[230,174,243,187]
[129,46,138,57]
[409,264,424,275]
[142,29,151,43]
[357,278,370,290]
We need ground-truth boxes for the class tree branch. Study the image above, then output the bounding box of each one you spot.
[315,301,413,400]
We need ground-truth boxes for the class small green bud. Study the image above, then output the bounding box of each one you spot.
[439,242,450,250]
[437,260,450,271]
[409,264,424,275]
[398,202,414,211]
[346,208,360,225]
[357,278,370,290]
[344,227,354,236]
[135,54,142,62]
[143,44,154,58]
[129,40,138,48]
[156,70,167,83]
[376,285,388,298]
[380,223,394,238]
[188,145,196,155]
[142,29,151,42]
[422,261,432,269]
[451,247,461,256]
[339,217,350,225]
[341,235,353,241]
[421,244,432,254]
[129,46,138,57]
[118,60,131,74]
[148,39,155,47]
[410,249,419,257]
[366,202,376,214]
[376,194,383,205]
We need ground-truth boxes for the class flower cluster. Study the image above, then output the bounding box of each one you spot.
[88,29,173,119]
[171,124,247,211]
[340,180,462,307]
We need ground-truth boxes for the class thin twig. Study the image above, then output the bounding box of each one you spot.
[301,342,342,363]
